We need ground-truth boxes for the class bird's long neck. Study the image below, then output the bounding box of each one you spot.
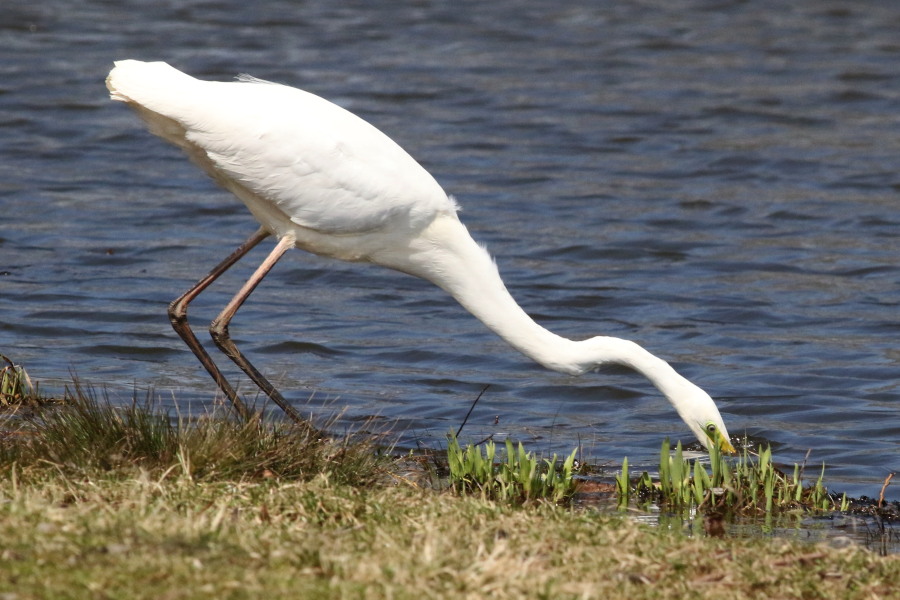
[383,214,686,388]
[374,213,711,432]
[380,214,576,371]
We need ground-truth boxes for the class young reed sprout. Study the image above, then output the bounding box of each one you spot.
[446,432,578,505]
[620,438,846,516]
[615,457,630,507]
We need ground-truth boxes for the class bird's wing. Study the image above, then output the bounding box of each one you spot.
[108,60,455,234]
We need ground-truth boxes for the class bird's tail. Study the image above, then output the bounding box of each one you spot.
[106,60,207,155]
[106,60,196,106]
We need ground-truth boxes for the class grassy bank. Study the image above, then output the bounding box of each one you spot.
[3,468,899,599]
[0,389,897,598]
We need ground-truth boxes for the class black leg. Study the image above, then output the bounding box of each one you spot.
[209,236,310,427]
[168,227,270,420]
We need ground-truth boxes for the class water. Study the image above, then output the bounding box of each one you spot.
[1,1,898,504]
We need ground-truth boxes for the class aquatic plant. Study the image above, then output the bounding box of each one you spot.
[0,355,37,405]
[619,438,848,515]
[446,433,578,505]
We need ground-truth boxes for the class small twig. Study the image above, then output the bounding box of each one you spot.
[772,551,827,567]
[798,448,812,476]
[455,384,490,438]
[471,433,495,446]
[878,473,894,509]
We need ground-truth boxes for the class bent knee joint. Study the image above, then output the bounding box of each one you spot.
[209,319,228,342]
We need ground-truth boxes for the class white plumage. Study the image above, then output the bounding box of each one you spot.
[107,59,735,452]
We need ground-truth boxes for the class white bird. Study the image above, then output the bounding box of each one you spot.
[106,59,735,453]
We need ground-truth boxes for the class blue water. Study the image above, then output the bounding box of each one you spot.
[1,1,898,502]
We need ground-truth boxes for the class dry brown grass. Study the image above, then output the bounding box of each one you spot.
[0,471,897,599]
[0,384,897,599]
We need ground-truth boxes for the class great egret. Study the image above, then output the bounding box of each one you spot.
[106,60,735,453]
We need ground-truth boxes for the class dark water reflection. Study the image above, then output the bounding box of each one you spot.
[1,2,898,504]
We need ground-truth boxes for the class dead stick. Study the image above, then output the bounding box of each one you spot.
[772,552,827,567]
[455,384,490,438]
[878,473,894,508]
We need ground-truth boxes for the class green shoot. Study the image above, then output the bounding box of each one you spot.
[620,439,844,517]
[447,432,577,505]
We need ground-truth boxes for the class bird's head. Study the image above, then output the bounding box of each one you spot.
[672,381,736,454]
[691,415,736,454]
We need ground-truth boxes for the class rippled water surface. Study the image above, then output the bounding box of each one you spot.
[2,1,898,500]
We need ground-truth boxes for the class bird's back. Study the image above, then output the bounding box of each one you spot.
[107,60,456,237]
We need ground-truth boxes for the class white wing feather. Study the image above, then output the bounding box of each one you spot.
[107,60,456,234]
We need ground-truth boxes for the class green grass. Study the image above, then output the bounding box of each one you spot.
[0,380,386,487]
[618,438,849,515]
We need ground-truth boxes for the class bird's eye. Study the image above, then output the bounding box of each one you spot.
[705,423,717,436]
